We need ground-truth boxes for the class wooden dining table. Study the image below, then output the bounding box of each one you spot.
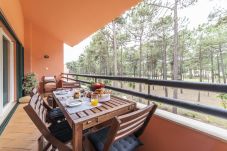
[53,89,136,151]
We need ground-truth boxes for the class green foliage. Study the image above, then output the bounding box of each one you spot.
[217,94,227,109]
[128,82,135,89]
[66,0,227,85]
[66,61,78,73]
[103,80,111,86]
[22,72,38,95]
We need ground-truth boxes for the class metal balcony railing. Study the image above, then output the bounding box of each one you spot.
[61,73,227,119]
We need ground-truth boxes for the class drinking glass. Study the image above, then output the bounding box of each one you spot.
[91,94,99,106]
[74,90,80,99]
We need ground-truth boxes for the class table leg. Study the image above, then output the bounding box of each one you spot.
[73,123,83,151]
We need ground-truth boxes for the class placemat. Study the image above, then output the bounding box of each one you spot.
[65,101,101,114]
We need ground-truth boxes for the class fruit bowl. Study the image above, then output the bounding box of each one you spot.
[90,83,105,91]
[99,94,111,102]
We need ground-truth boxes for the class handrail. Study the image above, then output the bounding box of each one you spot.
[61,73,227,119]
[61,73,227,93]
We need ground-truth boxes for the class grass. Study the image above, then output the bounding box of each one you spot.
[109,81,227,129]
[79,76,227,129]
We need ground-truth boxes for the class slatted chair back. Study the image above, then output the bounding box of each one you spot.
[29,92,40,107]
[103,103,157,151]
[25,95,49,133]
[24,94,72,151]
[30,87,39,97]
[60,79,81,89]
[35,96,48,124]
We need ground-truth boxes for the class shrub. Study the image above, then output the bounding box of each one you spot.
[22,72,38,95]
[217,93,227,109]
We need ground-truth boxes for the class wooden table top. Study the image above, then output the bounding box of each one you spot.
[53,90,136,130]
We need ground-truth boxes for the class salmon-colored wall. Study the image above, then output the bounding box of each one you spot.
[0,0,24,45]
[24,19,64,80]
[0,0,66,87]
[139,115,227,151]
[24,19,32,74]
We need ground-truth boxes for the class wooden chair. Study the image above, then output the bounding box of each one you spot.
[29,87,65,124]
[30,87,39,97]
[24,95,73,151]
[86,103,157,151]
[42,76,57,95]
[60,78,80,89]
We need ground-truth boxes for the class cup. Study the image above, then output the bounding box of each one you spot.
[74,90,80,99]
[91,94,99,106]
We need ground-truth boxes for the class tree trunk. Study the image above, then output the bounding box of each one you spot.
[189,68,193,79]
[219,43,226,83]
[198,46,202,102]
[172,0,179,114]
[99,57,102,75]
[147,53,151,78]
[139,36,143,93]
[133,66,136,78]
[180,45,184,94]
[210,50,214,83]
[197,91,201,102]
[112,21,118,86]
[162,38,168,97]
[217,54,221,83]
[199,46,203,83]
[120,48,123,88]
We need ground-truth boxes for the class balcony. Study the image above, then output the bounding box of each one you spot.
[0,0,227,151]
[0,73,227,150]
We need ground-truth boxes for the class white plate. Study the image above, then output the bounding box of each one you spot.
[56,91,68,95]
[74,98,83,102]
[66,101,82,107]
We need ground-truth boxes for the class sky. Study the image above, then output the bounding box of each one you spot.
[64,35,93,63]
[64,0,227,64]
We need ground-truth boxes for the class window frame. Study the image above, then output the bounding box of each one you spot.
[0,28,15,115]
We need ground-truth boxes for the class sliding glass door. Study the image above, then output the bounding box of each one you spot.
[0,27,16,116]
[0,13,23,117]
[3,37,9,107]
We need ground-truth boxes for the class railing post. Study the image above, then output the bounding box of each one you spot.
[94,78,97,83]
[148,84,150,105]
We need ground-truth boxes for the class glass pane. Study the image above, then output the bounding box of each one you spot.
[3,37,9,107]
